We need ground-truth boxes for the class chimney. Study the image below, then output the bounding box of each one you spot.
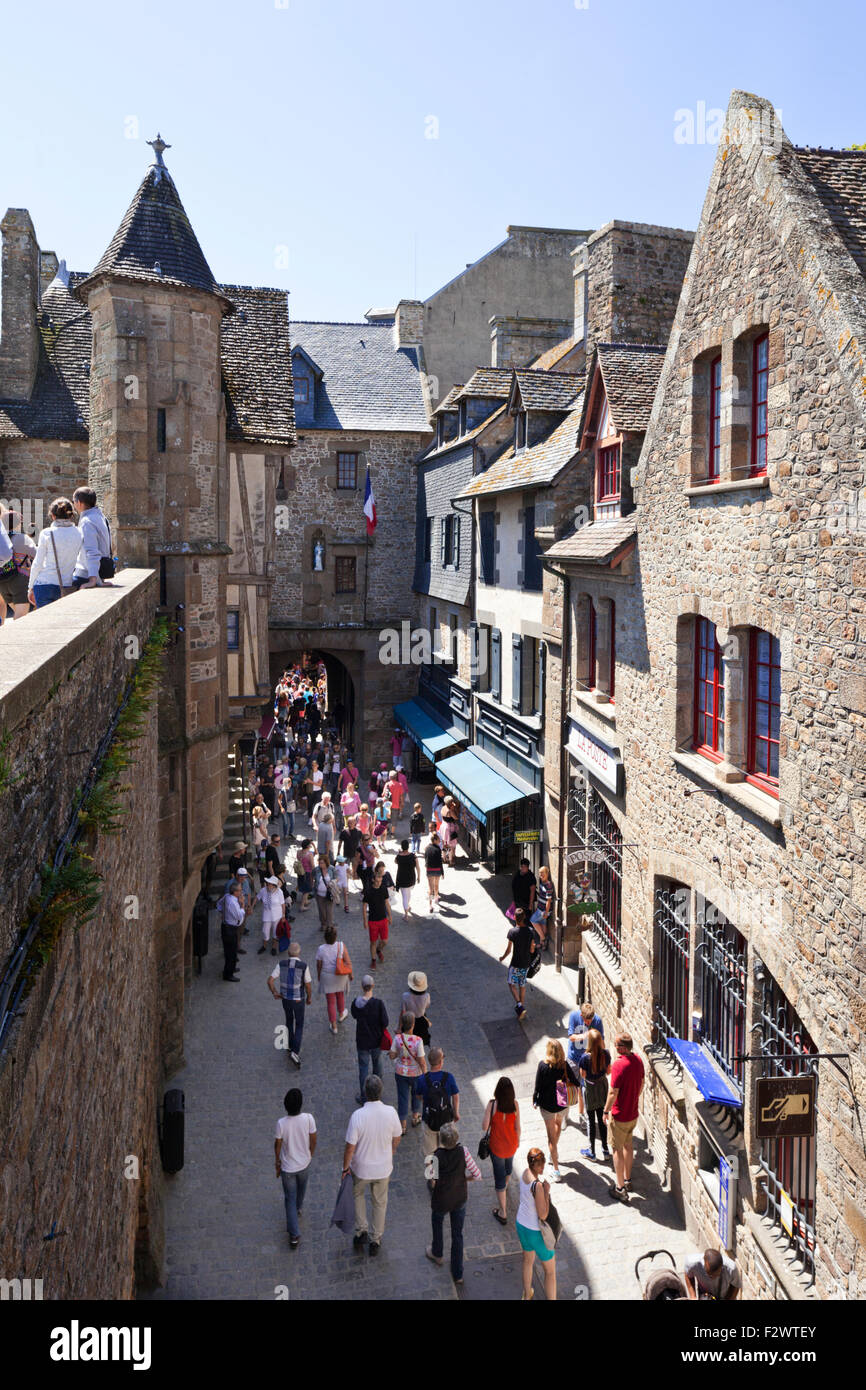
[40,250,59,296]
[489,314,572,368]
[0,208,41,401]
[581,220,694,359]
[393,298,424,350]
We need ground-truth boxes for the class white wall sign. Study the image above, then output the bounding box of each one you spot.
[566,716,622,795]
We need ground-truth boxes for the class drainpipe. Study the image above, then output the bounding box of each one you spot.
[543,558,571,975]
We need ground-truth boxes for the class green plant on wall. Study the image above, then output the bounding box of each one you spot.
[21,616,170,981]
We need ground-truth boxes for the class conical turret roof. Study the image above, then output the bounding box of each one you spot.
[76,137,225,302]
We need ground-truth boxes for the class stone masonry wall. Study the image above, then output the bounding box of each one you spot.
[0,571,165,1297]
[608,135,865,1297]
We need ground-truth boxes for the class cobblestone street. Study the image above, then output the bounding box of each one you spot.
[147,787,692,1302]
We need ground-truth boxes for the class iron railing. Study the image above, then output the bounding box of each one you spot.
[568,781,623,965]
[696,898,747,1124]
[653,882,690,1057]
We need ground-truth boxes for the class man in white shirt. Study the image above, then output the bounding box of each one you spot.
[71,486,112,589]
[342,1074,402,1255]
[274,1088,316,1249]
[216,883,245,981]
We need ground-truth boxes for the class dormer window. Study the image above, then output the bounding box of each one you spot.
[294,377,309,405]
[515,410,527,452]
[458,401,467,435]
[596,445,621,519]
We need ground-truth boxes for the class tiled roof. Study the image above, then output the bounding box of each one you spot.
[458,405,582,498]
[530,336,580,372]
[0,271,90,441]
[291,322,430,432]
[432,385,463,415]
[794,147,866,280]
[76,161,224,300]
[454,367,514,402]
[420,404,507,460]
[596,343,666,432]
[545,517,637,564]
[512,368,583,411]
[220,286,295,446]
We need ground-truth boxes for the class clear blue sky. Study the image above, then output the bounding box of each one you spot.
[1,0,862,322]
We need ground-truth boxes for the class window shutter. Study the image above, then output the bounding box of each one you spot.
[468,621,479,690]
[491,629,501,701]
[512,634,523,712]
[440,517,447,566]
[453,515,460,568]
[538,641,546,717]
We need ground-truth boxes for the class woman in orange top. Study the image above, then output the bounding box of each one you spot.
[482,1076,521,1225]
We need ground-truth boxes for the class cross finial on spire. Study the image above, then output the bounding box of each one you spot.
[147,133,171,167]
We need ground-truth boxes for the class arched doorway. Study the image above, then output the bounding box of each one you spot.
[269,647,356,751]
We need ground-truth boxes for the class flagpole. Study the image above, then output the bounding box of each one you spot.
[363,529,369,627]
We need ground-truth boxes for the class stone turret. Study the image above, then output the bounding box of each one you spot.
[0,208,41,400]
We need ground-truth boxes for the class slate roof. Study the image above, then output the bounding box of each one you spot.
[433,385,463,415]
[458,405,583,498]
[545,516,637,564]
[290,322,430,433]
[794,147,866,280]
[454,367,514,402]
[512,368,583,411]
[530,335,581,372]
[76,161,224,301]
[419,404,507,461]
[595,343,666,432]
[220,286,295,446]
[0,270,91,441]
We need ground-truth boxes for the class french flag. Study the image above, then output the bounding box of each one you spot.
[364,462,377,537]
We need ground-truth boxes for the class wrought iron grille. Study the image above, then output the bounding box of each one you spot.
[653,882,691,1054]
[568,781,622,964]
[757,973,817,1284]
[696,899,747,1117]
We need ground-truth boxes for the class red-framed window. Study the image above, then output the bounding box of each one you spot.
[597,444,621,502]
[751,334,769,475]
[609,599,616,702]
[747,629,780,795]
[693,617,725,760]
[587,599,596,689]
[708,356,722,481]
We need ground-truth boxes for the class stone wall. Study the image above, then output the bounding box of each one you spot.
[0,570,166,1297]
[575,220,693,360]
[0,438,88,527]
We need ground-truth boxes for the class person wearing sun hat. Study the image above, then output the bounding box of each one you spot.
[402,971,431,1047]
[257,875,286,955]
[229,840,249,879]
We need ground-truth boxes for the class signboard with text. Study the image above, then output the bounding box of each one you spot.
[565,715,623,795]
[514,829,541,844]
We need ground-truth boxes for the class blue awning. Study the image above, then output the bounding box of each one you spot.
[433,746,537,826]
[393,700,460,762]
[666,1039,743,1108]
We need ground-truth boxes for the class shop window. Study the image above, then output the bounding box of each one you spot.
[757,969,817,1284]
[696,897,747,1112]
[653,880,691,1060]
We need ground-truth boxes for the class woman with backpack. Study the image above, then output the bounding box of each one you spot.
[0,508,36,620]
[578,1028,612,1163]
[532,1039,580,1179]
[482,1076,521,1225]
[388,1011,427,1134]
[315,924,352,1035]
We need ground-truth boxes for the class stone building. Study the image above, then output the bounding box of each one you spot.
[269,305,431,769]
[546,91,866,1300]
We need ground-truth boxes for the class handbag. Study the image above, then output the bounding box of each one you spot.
[478,1098,495,1161]
[505,902,517,921]
[380,1027,392,1052]
[334,940,353,976]
[556,1077,581,1108]
[328,877,341,904]
[285,799,296,814]
[99,519,115,579]
[533,1180,562,1250]
[583,1075,608,1112]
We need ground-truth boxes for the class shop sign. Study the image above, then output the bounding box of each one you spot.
[566,716,622,795]
[754,1074,816,1140]
[514,829,541,844]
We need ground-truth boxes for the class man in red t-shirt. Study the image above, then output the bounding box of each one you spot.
[603,1032,644,1203]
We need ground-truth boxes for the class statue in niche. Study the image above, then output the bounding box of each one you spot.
[312,538,325,572]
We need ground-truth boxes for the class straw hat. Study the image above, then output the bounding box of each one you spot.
[408,970,428,993]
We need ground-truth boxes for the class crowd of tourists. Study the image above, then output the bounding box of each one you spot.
[213,677,735,1300]
[0,489,115,623]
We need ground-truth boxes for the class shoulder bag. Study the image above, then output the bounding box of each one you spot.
[334,940,353,976]
[478,1098,495,1161]
[49,531,69,596]
[532,1179,562,1250]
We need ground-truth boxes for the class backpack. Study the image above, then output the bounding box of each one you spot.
[424,1072,454,1132]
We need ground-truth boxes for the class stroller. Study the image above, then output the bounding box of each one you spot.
[635,1249,688,1301]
